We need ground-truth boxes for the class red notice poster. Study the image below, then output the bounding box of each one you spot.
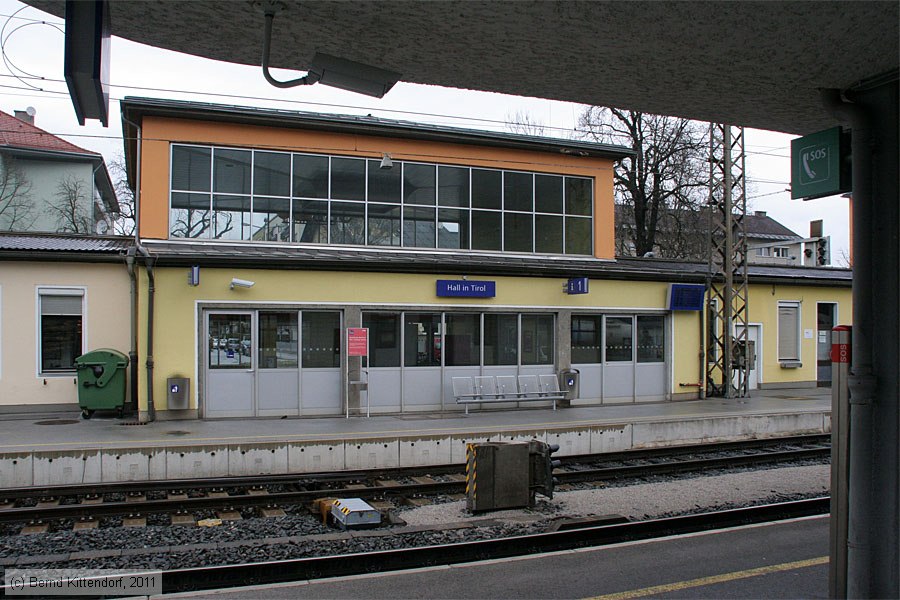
[347,327,369,357]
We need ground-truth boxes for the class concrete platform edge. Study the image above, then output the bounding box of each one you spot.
[0,410,829,488]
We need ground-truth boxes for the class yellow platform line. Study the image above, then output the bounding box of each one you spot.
[587,556,828,600]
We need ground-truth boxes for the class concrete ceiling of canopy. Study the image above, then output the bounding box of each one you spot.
[26,0,899,134]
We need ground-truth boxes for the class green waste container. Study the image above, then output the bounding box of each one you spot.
[75,348,129,419]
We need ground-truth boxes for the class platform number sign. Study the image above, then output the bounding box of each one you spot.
[791,127,851,200]
[565,277,589,295]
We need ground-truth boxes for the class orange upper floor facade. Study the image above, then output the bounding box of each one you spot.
[123,98,629,260]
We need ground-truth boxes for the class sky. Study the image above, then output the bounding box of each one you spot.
[0,0,850,264]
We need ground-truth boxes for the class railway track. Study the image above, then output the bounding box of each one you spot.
[0,434,829,529]
[0,497,830,596]
[159,497,829,595]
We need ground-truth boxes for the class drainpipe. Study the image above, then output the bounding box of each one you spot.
[821,88,875,598]
[122,114,156,423]
[139,246,156,423]
[699,287,707,399]
[124,247,138,417]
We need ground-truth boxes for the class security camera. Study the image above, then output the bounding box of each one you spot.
[230,278,255,289]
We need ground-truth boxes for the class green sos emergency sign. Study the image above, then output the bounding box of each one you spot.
[791,126,851,200]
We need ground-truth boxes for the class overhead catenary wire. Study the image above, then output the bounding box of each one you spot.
[0,8,795,162]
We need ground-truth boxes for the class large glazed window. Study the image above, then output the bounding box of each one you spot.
[39,291,83,374]
[484,314,518,365]
[521,314,554,365]
[445,313,480,366]
[404,313,441,367]
[571,315,602,363]
[208,313,251,369]
[605,316,634,362]
[259,312,298,369]
[362,313,401,367]
[302,312,341,368]
[636,315,665,363]
[169,145,595,255]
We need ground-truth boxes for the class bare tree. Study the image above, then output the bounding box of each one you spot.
[107,155,135,236]
[50,175,93,234]
[505,110,548,137]
[579,107,709,258]
[0,154,34,230]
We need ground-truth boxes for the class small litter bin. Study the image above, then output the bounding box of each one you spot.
[75,348,129,419]
[559,368,580,401]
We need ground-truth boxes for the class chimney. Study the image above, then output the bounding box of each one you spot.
[754,210,767,217]
[14,107,35,125]
[810,219,823,238]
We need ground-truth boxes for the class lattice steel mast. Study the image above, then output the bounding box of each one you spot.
[706,124,750,398]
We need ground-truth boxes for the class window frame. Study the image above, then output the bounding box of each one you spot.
[773,246,791,258]
[36,287,86,377]
[169,144,596,256]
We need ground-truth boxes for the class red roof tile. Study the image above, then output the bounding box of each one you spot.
[0,110,96,155]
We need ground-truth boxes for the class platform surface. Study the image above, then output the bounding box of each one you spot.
[0,388,830,454]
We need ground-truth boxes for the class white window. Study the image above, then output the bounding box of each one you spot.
[777,301,801,362]
[38,289,84,374]
[773,246,790,258]
[755,247,771,257]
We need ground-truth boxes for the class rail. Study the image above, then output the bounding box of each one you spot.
[154,497,830,594]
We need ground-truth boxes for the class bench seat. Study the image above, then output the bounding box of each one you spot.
[452,375,566,414]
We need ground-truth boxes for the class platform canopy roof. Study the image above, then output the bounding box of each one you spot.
[25,0,898,135]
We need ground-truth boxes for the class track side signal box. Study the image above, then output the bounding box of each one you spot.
[466,442,530,513]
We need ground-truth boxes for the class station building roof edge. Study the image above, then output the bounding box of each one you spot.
[137,239,852,287]
[119,96,634,186]
[0,232,131,263]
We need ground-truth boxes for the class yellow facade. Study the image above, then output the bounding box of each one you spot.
[0,262,132,408]
[133,266,851,413]
[119,99,853,418]
[747,283,852,386]
[136,268,673,411]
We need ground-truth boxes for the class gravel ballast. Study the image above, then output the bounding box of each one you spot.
[400,464,830,525]
[0,464,829,571]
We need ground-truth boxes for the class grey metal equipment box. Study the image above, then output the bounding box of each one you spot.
[167,377,190,410]
[466,442,531,513]
[331,498,382,529]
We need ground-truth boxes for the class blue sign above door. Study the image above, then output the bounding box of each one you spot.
[436,280,496,298]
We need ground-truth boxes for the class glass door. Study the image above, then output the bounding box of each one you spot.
[205,312,255,417]
[257,311,300,416]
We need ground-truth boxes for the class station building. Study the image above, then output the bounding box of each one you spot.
[0,100,854,419]
[47,98,847,421]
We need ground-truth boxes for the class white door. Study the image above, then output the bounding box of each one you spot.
[736,324,761,391]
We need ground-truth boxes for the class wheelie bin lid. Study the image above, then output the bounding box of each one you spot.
[74,348,130,368]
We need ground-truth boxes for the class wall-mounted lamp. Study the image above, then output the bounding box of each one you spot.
[260,6,400,98]
[188,266,200,286]
[230,278,255,290]
[380,153,393,170]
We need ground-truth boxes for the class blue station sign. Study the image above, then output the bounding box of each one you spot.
[668,283,706,311]
[436,280,496,298]
[565,277,589,295]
